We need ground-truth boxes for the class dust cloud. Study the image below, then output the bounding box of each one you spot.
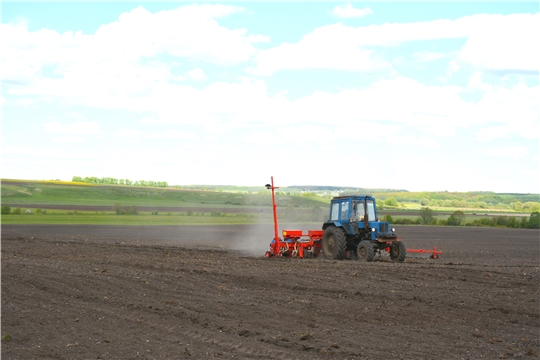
[225,221,323,257]
[226,223,274,257]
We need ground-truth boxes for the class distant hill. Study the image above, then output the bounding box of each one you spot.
[1,179,539,213]
[287,185,407,193]
[0,179,327,208]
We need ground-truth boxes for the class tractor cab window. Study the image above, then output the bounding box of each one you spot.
[330,203,339,221]
[354,201,365,219]
[366,200,376,221]
[340,201,349,220]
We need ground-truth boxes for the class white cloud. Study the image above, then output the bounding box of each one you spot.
[477,121,539,142]
[477,125,511,142]
[2,146,38,156]
[485,145,528,160]
[43,121,100,134]
[336,121,400,141]
[241,130,282,144]
[419,122,456,138]
[91,4,261,66]
[329,77,471,128]
[186,68,207,81]
[280,124,337,144]
[161,129,199,140]
[2,146,93,159]
[140,117,160,124]
[253,22,392,76]
[49,150,94,159]
[1,4,266,99]
[114,128,144,138]
[114,74,536,145]
[133,129,199,140]
[5,9,537,144]
[472,83,539,128]
[53,135,88,143]
[518,121,540,140]
[386,134,440,148]
[331,4,373,19]
[30,72,535,147]
[447,60,461,77]
[519,168,540,184]
[253,13,539,76]
[457,13,539,73]
[412,51,447,63]
[66,112,86,120]
[467,72,493,92]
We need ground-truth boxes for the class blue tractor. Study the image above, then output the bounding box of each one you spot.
[321,195,406,262]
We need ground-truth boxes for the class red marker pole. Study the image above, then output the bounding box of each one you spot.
[269,176,280,254]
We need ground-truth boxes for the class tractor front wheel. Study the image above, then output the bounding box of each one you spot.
[321,227,347,260]
[390,241,406,262]
[357,241,375,262]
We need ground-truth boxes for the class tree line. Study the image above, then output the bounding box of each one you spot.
[377,193,540,212]
[379,196,540,213]
[387,208,540,229]
[72,176,168,188]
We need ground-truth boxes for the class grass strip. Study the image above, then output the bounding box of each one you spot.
[0,214,261,226]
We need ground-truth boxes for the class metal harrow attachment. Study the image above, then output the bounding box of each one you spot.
[406,246,442,259]
[265,230,323,258]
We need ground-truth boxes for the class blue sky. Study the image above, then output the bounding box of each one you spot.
[1,2,539,193]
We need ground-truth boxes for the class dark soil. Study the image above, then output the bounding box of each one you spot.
[1,225,539,359]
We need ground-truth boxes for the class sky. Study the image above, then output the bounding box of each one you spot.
[1,2,539,193]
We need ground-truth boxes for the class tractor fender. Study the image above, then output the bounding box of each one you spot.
[322,221,342,230]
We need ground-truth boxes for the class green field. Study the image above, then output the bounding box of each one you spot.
[0,180,327,208]
[0,179,324,225]
[0,213,263,226]
[1,179,538,227]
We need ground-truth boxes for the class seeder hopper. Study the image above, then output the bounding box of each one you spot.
[264,177,323,258]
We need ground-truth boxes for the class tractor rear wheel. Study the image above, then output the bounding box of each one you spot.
[357,241,375,262]
[321,227,346,260]
[390,241,406,262]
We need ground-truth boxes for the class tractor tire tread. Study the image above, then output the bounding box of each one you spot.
[322,227,347,260]
[357,240,375,262]
[391,241,407,262]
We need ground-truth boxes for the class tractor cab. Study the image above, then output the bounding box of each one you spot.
[324,195,392,239]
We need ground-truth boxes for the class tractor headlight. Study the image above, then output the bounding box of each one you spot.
[392,228,395,232]
[371,227,376,232]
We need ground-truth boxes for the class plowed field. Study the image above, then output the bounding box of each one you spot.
[2,225,539,359]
